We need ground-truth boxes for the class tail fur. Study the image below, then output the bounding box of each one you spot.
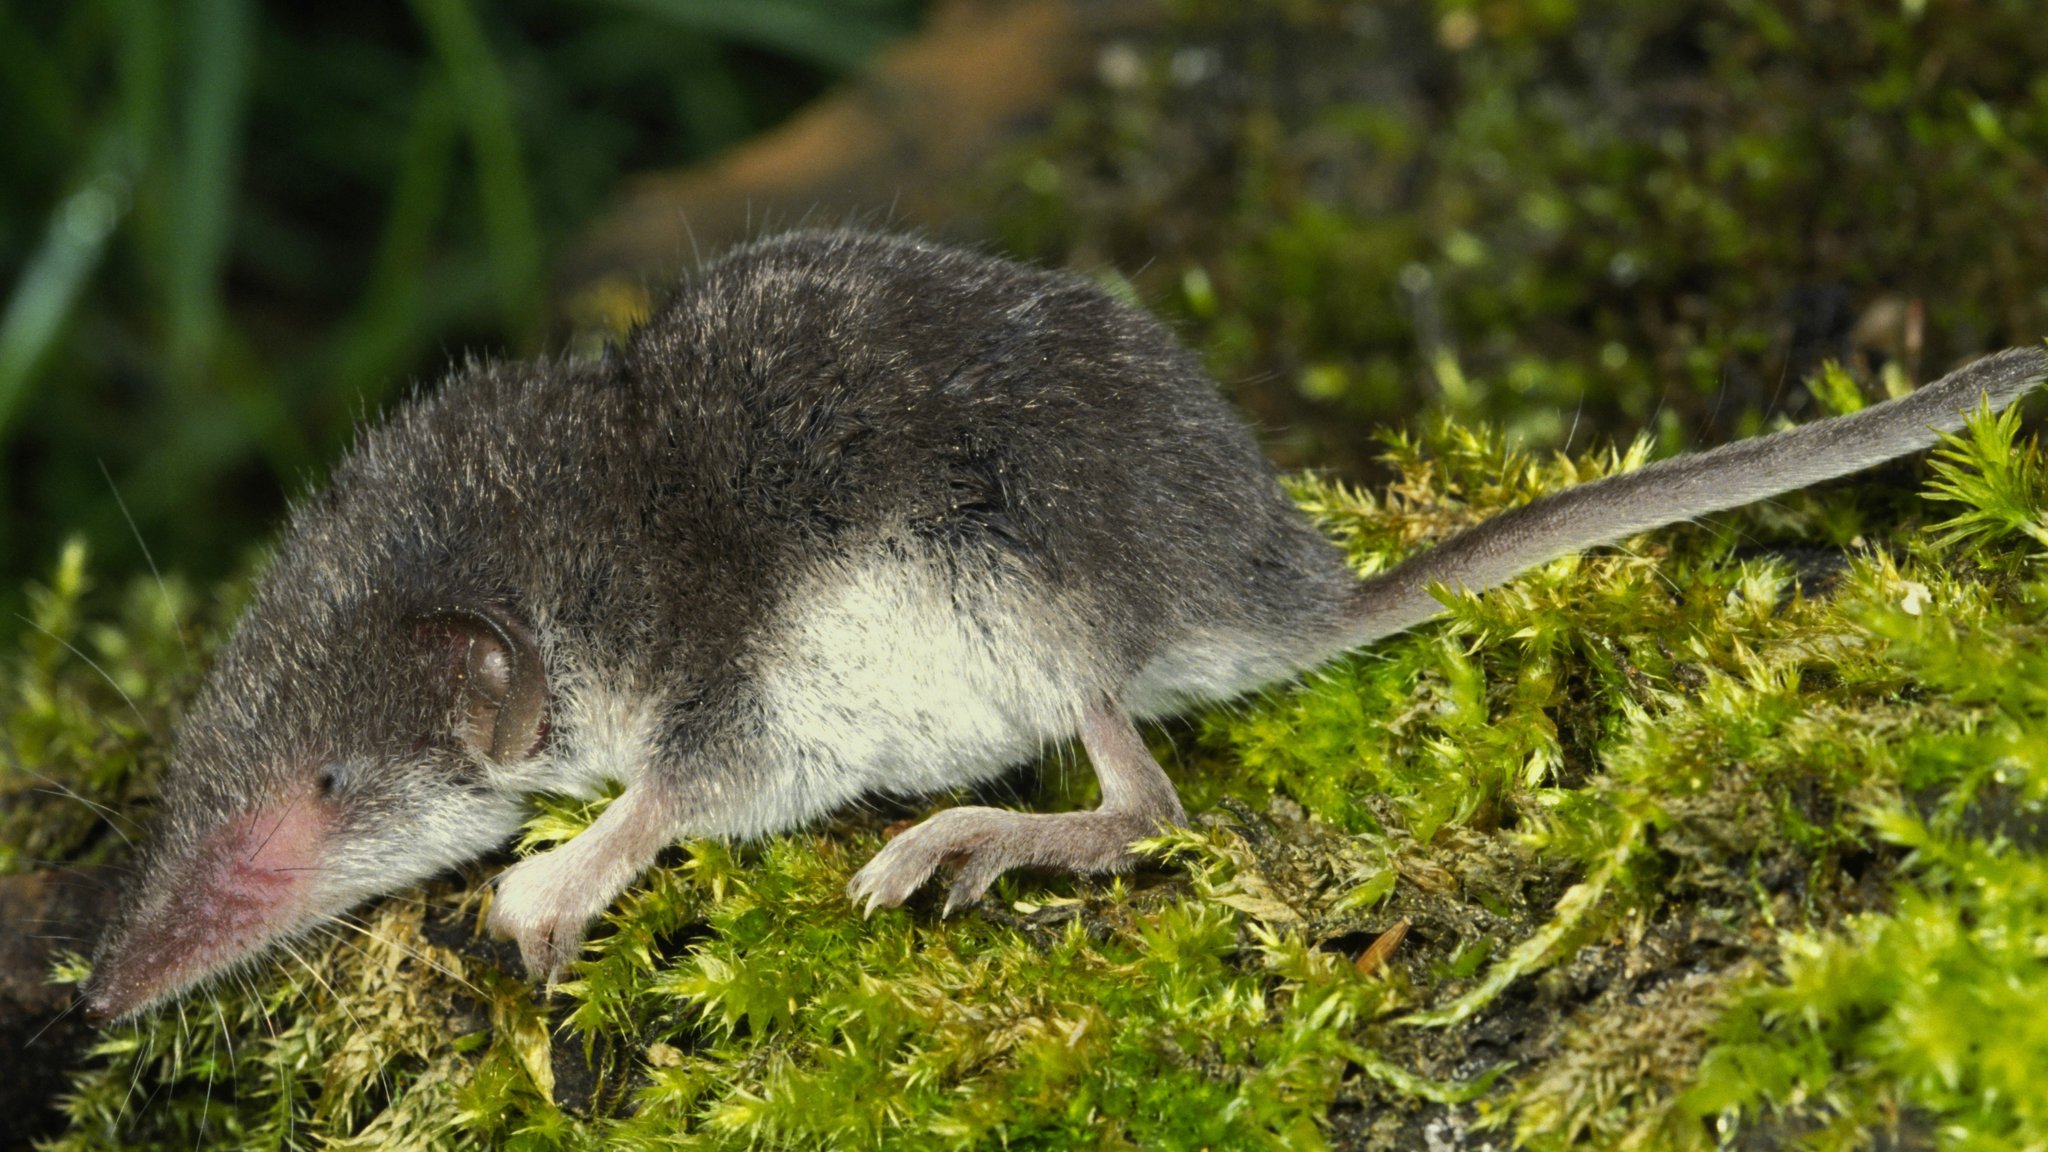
[1348,344,2048,643]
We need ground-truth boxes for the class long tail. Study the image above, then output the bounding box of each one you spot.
[1348,344,2048,643]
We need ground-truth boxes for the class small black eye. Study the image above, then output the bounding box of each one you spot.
[315,766,341,797]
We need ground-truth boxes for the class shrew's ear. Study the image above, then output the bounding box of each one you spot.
[411,606,548,762]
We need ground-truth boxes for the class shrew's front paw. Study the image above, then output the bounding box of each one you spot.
[482,778,681,983]
[487,849,604,984]
[846,805,1159,917]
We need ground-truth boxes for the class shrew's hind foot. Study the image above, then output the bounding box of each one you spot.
[846,698,1187,914]
[847,806,1173,914]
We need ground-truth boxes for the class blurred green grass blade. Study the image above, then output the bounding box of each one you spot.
[212,324,314,481]
[118,0,171,170]
[166,0,253,378]
[409,0,545,347]
[588,0,902,73]
[327,80,460,408]
[158,0,314,488]
[0,150,128,442]
[0,3,82,152]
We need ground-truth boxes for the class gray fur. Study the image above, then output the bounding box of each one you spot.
[82,229,2048,1018]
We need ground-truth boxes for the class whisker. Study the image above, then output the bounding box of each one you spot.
[14,614,151,731]
[173,998,191,1082]
[22,994,84,1048]
[304,928,403,1103]
[249,964,300,1150]
[29,779,139,849]
[117,1016,154,1121]
[246,790,306,865]
[26,773,145,831]
[326,911,485,999]
[100,458,195,674]
[208,989,236,1072]
[680,209,702,273]
[208,992,237,1147]
[134,1070,170,1127]
[192,1022,215,1152]
[278,938,376,1068]
[233,969,276,1038]
[18,857,137,873]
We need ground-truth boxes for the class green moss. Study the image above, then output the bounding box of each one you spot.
[1,539,214,877]
[1686,837,2048,1149]
[985,0,2048,471]
[10,389,2048,1149]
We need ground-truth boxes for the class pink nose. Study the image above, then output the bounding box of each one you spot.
[208,798,325,921]
[84,791,329,1023]
[81,988,121,1026]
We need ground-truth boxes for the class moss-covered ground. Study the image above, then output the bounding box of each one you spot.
[9,395,2048,1148]
[7,0,2048,1148]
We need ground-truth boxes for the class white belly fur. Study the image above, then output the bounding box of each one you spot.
[521,545,1315,842]
[1124,619,1335,720]
[746,545,1095,832]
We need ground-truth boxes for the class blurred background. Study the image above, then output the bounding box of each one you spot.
[3,0,2046,645]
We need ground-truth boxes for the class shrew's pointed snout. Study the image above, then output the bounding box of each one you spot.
[83,788,331,1023]
[80,976,129,1026]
